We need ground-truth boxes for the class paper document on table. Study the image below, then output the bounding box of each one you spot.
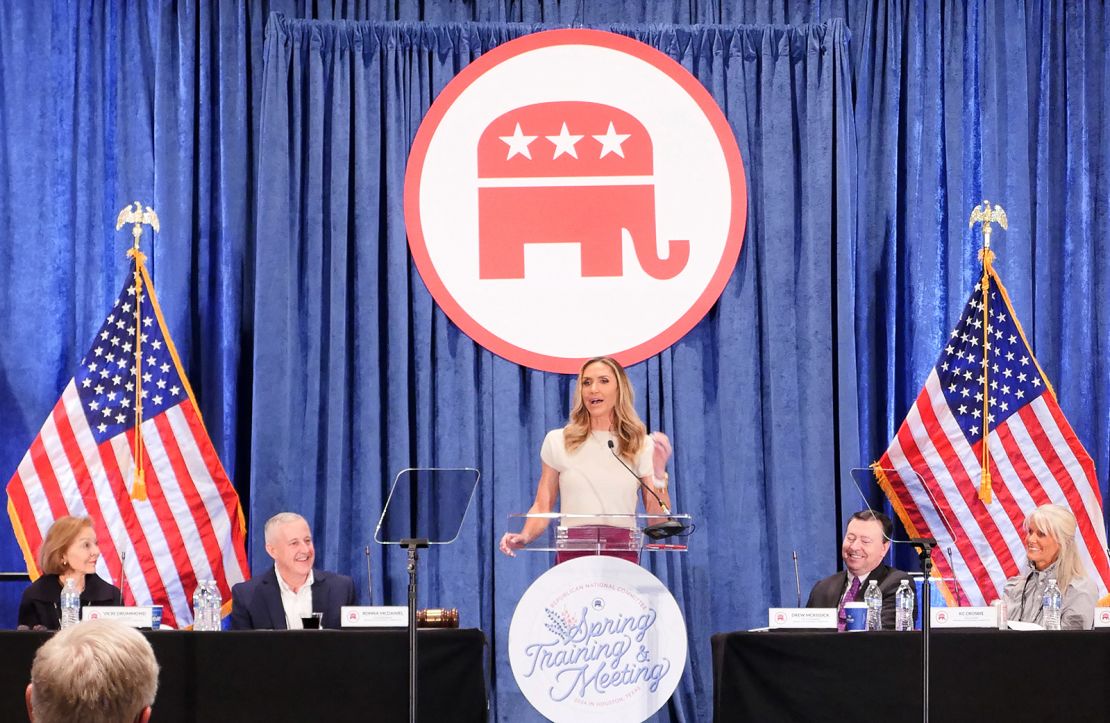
[1006,620,1043,631]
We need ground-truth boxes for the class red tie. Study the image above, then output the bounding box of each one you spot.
[837,576,862,631]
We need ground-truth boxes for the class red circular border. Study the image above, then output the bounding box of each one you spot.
[404,29,747,374]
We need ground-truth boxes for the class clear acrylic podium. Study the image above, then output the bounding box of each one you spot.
[375,467,480,723]
[508,512,694,563]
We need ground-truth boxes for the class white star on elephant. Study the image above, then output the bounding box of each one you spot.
[499,123,538,160]
[593,122,632,158]
[546,122,584,159]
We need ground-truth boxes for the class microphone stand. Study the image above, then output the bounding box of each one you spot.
[364,545,373,604]
[909,537,937,723]
[119,549,128,604]
[792,551,802,608]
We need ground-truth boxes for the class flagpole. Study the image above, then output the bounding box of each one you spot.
[968,200,1008,504]
[115,202,160,502]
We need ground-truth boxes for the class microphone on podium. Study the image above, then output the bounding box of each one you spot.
[607,440,690,540]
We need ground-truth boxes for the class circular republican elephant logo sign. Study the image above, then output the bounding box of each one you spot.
[404,29,747,373]
[507,556,687,721]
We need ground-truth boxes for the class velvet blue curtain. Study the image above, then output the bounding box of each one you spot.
[0,0,378,645]
[251,16,853,721]
[2,1,1110,722]
[850,0,1110,570]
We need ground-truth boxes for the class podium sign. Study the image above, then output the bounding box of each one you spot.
[508,556,686,722]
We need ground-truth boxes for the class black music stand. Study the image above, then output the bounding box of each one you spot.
[375,467,480,723]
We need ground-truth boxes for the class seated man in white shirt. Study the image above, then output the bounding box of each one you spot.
[805,510,910,630]
[231,512,356,629]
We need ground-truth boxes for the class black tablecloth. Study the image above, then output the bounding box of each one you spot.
[3,628,488,722]
[712,629,1110,722]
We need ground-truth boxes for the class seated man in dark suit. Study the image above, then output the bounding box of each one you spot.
[231,512,356,629]
[806,509,910,630]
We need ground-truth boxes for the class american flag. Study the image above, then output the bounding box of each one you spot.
[875,268,1110,605]
[5,259,249,628]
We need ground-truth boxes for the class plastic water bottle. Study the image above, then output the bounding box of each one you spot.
[895,579,914,631]
[864,579,883,631]
[205,579,222,631]
[60,577,80,629]
[993,597,1008,630]
[192,580,211,631]
[1042,578,1063,631]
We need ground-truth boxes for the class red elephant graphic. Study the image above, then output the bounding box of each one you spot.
[476,101,689,280]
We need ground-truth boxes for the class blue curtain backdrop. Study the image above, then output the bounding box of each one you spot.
[251,16,853,721]
[1,2,1109,722]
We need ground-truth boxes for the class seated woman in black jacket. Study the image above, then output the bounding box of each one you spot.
[18,516,122,630]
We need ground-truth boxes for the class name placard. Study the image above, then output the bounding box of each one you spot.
[341,606,408,628]
[930,607,998,628]
[1094,608,1110,628]
[81,606,154,628]
[768,608,837,629]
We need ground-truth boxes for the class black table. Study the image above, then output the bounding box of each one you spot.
[712,629,1110,722]
[3,628,488,722]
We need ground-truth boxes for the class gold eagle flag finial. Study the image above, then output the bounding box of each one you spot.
[967,200,1007,504]
[115,201,160,261]
[969,199,1008,264]
[115,201,160,501]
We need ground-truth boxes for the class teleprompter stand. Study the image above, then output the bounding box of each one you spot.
[854,467,953,723]
[375,468,480,723]
[911,536,937,723]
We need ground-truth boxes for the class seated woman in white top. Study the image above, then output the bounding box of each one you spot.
[498,356,672,562]
[1000,503,1098,630]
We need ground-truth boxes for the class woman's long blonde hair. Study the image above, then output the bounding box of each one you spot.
[1026,504,1084,591]
[564,357,646,463]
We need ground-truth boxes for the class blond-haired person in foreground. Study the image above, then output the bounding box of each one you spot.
[1000,503,1098,630]
[27,617,159,723]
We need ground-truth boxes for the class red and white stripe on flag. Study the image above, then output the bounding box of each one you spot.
[875,268,1110,606]
[5,260,249,628]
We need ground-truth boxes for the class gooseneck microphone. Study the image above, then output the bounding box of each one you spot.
[364,546,373,604]
[119,549,127,604]
[792,550,802,608]
[607,440,688,540]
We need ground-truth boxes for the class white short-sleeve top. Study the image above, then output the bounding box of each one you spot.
[540,427,654,528]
